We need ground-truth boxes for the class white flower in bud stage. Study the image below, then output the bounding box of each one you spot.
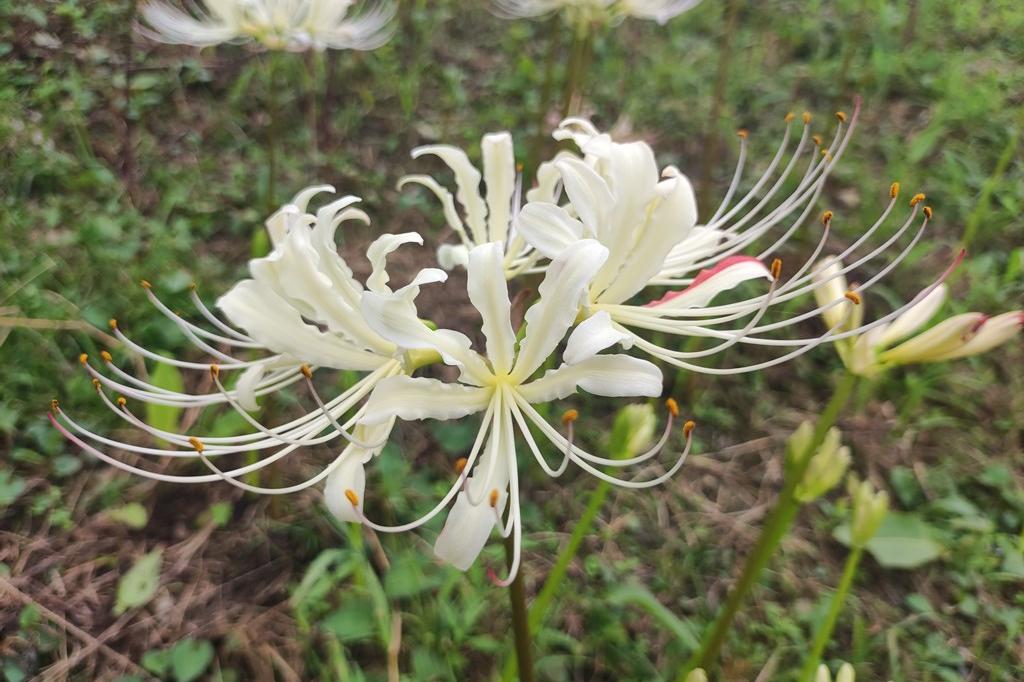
[494,0,703,26]
[812,260,1023,377]
[508,106,965,377]
[50,187,439,514]
[349,240,693,583]
[139,0,395,52]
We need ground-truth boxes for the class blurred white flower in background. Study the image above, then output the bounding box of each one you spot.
[138,0,395,51]
[812,259,1023,377]
[495,0,703,26]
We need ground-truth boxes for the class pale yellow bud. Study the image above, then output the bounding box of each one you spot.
[784,420,815,470]
[610,403,657,460]
[684,670,708,682]
[848,476,890,548]
[795,428,851,502]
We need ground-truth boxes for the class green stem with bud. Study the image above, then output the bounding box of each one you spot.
[680,370,859,677]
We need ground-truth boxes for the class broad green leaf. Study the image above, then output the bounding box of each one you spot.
[106,502,148,529]
[320,596,376,642]
[170,639,214,682]
[114,550,162,614]
[834,512,943,569]
[384,555,440,599]
[145,362,184,435]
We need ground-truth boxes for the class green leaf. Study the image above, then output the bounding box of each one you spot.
[114,550,162,614]
[51,454,82,477]
[105,503,148,529]
[607,582,701,650]
[834,512,943,569]
[145,362,184,435]
[384,555,440,599]
[170,639,214,682]
[0,469,27,507]
[320,596,377,642]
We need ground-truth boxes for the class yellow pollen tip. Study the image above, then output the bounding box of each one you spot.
[188,282,197,291]
[209,364,220,378]
[770,258,782,280]
[784,111,795,123]
[923,206,933,219]
[116,396,127,407]
[188,437,204,453]
[50,399,59,411]
[910,192,926,207]
[454,457,468,475]
[91,378,101,391]
[821,149,830,158]
[108,318,118,330]
[890,181,900,198]
[665,398,679,417]
[344,489,360,507]
[300,364,313,379]
[812,134,822,147]
[683,420,696,438]
[79,353,89,365]
[488,489,499,508]
[836,111,847,123]
[801,112,812,124]
[821,210,833,225]
[100,350,112,363]
[844,290,862,305]
[140,279,152,289]
[561,409,579,425]
[515,163,524,173]
[737,129,749,139]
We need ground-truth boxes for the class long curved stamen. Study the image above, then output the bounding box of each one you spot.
[109,320,267,370]
[144,282,263,349]
[355,398,497,534]
[488,425,521,588]
[504,387,570,478]
[189,285,255,342]
[297,362,400,449]
[512,394,677,469]
[466,391,504,507]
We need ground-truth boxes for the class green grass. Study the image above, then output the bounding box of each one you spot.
[1,0,1022,680]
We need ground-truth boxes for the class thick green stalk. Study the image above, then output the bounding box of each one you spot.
[679,370,859,677]
[798,546,864,681]
[504,534,536,682]
[501,472,611,682]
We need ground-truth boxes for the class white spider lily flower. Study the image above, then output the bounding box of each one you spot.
[399,132,560,278]
[50,187,440,510]
[812,260,1023,377]
[513,108,962,376]
[139,0,395,52]
[494,0,702,26]
[335,240,692,583]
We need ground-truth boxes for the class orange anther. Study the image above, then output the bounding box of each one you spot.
[889,181,900,198]
[784,111,795,123]
[50,399,59,411]
[683,420,696,438]
[454,457,468,475]
[140,279,152,289]
[489,489,500,508]
[209,364,220,379]
[79,353,89,365]
[300,364,313,379]
[100,350,112,363]
[188,437,204,453]
[770,258,782,280]
[844,290,862,305]
[737,129,749,139]
[665,398,680,417]
[801,112,812,125]
[344,489,360,507]
[835,111,847,123]
[116,396,127,407]
[922,206,933,219]
[821,210,833,225]
[561,409,579,425]
[812,134,822,147]
[910,192,926,207]
[91,378,101,391]
[108,318,118,330]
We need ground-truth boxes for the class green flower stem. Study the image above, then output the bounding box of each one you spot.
[561,20,593,117]
[525,18,561,185]
[504,534,536,682]
[798,546,864,682]
[680,370,859,677]
[264,53,281,217]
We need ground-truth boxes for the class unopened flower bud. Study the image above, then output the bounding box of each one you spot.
[684,670,709,682]
[848,476,889,548]
[816,662,855,682]
[784,420,815,470]
[795,428,850,502]
[609,403,657,460]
